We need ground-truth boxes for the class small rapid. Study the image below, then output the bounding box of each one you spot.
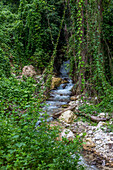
[43,60,73,115]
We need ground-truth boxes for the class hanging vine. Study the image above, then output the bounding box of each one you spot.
[68,0,113,100]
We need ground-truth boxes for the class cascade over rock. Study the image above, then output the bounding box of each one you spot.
[41,60,73,115]
[51,77,62,89]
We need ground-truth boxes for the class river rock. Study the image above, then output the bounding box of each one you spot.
[70,118,113,168]
[97,121,107,128]
[69,101,76,106]
[59,110,76,123]
[51,77,62,89]
[60,129,75,141]
[83,138,96,149]
[61,79,69,84]
[22,65,37,77]
[49,122,75,141]
[98,112,108,118]
[71,121,88,134]
[70,96,77,101]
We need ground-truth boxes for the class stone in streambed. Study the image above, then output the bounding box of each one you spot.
[49,122,74,141]
[51,77,62,89]
[70,96,77,101]
[59,110,77,123]
[68,101,76,106]
[61,79,69,84]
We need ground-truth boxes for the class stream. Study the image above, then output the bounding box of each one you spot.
[43,60,73,115]
[36,60,98,170]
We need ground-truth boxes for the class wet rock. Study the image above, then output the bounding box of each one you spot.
[70,96,77,101]
[51,77,62,89]
[61,79,69,84]
[59,110,76,123]
[62,84,67,89]
[22,65,37,77]
[62,104,69,108]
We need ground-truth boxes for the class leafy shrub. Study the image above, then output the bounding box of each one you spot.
[0,117,83,169]
[0,49,11,77]
[106,118,113,132]
[0,76,83,169]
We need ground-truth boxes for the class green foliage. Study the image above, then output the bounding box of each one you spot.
[79,104,99,116]
[0,2,16,77]
[0,49,11,77]
[106,118,113,132]
[12,0,64,67]
[103,1,113,53]
[0,0,65,70]
[0,0,113,168]
[102,1,113,84]
[97,91,113,113]
[0,76,83,169]
[0,117,83,169]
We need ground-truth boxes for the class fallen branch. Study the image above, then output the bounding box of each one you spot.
[53,105,76,118]
[77,110,111,122]
[53,104,111,122]
[90,115,110,122]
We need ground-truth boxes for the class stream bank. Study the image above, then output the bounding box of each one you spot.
[39,60,113,170]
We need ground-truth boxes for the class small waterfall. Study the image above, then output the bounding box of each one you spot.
[43,60,73,115]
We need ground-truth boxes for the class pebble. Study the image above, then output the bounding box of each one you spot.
[98,112,106,118]
[69,101,76,106]
[88,130,93,134]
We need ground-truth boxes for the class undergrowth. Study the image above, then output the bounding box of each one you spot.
[78,95,113,131]
[0,75,83,169]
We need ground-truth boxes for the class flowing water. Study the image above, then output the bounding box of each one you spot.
[43,60,73,115]
[36,60,98,169]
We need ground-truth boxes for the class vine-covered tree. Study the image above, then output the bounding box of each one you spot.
[67,0,113,99]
